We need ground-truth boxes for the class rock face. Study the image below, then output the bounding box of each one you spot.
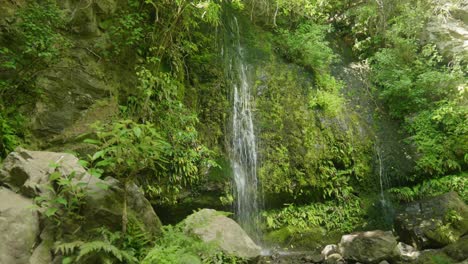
[424,3,468,62]
[0,0,125,145]
[184,209,261,259]
[0,148,88,196]
[0,187,40,264]
[0,148,162,236]
[339,230,398,263]
[394,192,468,249]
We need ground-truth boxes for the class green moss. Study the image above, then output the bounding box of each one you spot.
[264,226,342,251]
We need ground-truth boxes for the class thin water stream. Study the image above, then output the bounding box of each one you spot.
[227,16,261,242]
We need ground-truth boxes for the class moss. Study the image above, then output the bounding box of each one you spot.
[264,226,341,251]
[411,250,456,264]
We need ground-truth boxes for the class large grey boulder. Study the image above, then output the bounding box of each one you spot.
[0,148,88,196]
[184,209,261,259]
[0,187,40,264]
[339,230,398,264]
[394,192,468,249]
[0,148,162,236]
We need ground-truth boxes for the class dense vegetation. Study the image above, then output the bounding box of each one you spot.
[0,0,466,263]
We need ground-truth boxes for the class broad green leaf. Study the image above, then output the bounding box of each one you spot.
[56,197,67,206]
[92,150,105,161]
[96,182,109,190]
[45,207,58,217]
[83,139,100,144]
[133,126,142,138]
[49,172,62,181]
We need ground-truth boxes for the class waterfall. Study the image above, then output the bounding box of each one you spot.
[227,16,261,241]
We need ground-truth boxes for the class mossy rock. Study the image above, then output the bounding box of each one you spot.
[443,235,468,262]
[264,226,342,251]
[410,250,455,264]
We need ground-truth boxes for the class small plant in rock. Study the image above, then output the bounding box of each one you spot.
[86,120,169,234]
[34,163,88,234]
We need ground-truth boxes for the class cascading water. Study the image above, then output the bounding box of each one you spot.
[226,16,261,241]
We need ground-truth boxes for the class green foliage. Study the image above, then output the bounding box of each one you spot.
[88,120,168,185]
[34,164,87,232]
[276,22,335,73]
[56,220,152,263]
[0,112,22,159]
[107,7,149,56]
[389,173,467,203]
[366,1,467,177]
[142,224,245,264]
[256,62,372,200]
[262,198,365,234]
[0,0,69,153]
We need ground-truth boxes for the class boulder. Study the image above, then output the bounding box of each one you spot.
[339,230,398,263]
[394,192,468,249]
[0,148,88,196]
[443,235,468,262]
[322,244,339,259]
[183,209,261,259]
[0,148,162,236]
[0,187,40,264]
[396,242,420,262]
[324,253,345,264]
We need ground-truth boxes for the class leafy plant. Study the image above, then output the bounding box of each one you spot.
[262,198,365,234]
[142,224,245,264]
[55,220,152,264]
[34,163,88,232]
[389,173,467,203]
[86,120,168,233]
[276,22,335,73]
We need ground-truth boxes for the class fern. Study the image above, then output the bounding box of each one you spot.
[55,240,84,255]
[76,240,137,263]
[55,239,138,264]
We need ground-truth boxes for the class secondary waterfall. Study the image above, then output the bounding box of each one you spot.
[227,16,261,241]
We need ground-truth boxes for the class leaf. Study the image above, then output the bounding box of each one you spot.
[96,182,109,190]
[83,139,100,145]
[56,197,68,206]
[78,159,89,168]
[45,207,58,217]
[49,172,62,181]
[49,162,60,169]
[133,126,142,138]
[92,150,105,161]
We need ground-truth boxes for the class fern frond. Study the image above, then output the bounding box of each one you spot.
[54,241,84,255]
[75,240,138,264]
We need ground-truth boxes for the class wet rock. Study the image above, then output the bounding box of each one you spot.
[322,244,340,260]
[339,230,398,263]
[397,242,420,262]
[324,253,345,264]
[184,209,261,259]
[0,187,40,264]
[394,192,468,249]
